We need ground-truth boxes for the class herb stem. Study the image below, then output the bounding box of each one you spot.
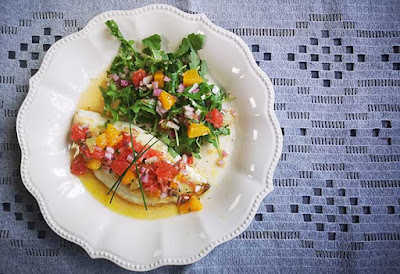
[174,129,180,146]
[127,98,148,210]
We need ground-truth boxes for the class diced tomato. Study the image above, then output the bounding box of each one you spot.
[132,138,143,153]
[131,69,147,87]
[142,148,163,159]
[137,167,160,197]
[153,161,179,184]
[205,108,224,128]
[109,146,135,176]
[114,133,130,150]
[127,138,163,161]
[70,155,88,175]
[187,155,194,165]
[117,146,133,158]
[110,155,130,176]
[82,146,105,160]
[70,124,87,142]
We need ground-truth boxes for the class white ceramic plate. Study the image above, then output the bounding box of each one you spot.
[16,4,282,271]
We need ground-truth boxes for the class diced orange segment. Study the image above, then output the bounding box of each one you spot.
[86,159,102,170]
[175,173,185,183]
[183,69,203,87]
[96,133,108,149]
[105,124,123,147]
[187,123,210,138]
[169,181,179,189]
[121,170,136,185]
[159,91,177,110]
[178,196,203,214]
[154,70,164,88]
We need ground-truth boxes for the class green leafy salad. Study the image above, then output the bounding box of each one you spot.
[100,20,235,160]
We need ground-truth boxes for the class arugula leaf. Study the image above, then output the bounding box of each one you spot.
[142,34,161,51]
[218,126,230,136]
[105,20,126,43]
[175,38,191,57]
[192,152,201,159]
[209,93,224,110]
[131,99,156,115]
[110,109,119,121]
[199,60,208,78]
[159,135,172,146]
[105,20,138,58]
[188,33,205,50]
[168,72,179,93]
[205,134,218,149]
[189,48,200,69]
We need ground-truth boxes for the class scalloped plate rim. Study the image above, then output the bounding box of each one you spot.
[16,4,283,271]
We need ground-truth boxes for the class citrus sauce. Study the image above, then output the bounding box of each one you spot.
[76,73,178,220]
[78,172,178,220]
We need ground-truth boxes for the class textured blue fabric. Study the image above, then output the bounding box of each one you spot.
[1,0,400,273]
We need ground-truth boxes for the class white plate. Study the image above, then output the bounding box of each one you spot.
[16,4,282,271]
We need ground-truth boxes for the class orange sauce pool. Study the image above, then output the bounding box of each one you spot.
[76,73,178,220]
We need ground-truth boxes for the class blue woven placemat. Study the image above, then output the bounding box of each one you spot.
[1,0,399,273]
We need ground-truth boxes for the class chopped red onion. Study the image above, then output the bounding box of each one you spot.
[146,84,153,89]
[140,167,147,173]
[145,156,158,164]
[188,83,199,93]
[110,74,119,81]
[164,76,171,82]
[217,158,225,167]
[212,85,220,95]
[172,117,180,124]
[177,84,185,93]
[106,147,115,154]
[181,169,188,175]
[183,105,194,112]
[156,100,167,116]
[105,152,113,161]
[192,88,199,94]
[120,80,129,87]
[222,150,229,157]
[126,154,134,163]
[195,109,202,116]
[152,81,158,89]
[166,121,180,130]
[160,192,168,198]
[141,172,149,183]
[184,111,194,118]
[168,130,176,139]
[182,154,188,163]
[142,75,153,85]
[153,88,162,97]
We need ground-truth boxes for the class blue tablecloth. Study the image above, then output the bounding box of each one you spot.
[1,0,399,273]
